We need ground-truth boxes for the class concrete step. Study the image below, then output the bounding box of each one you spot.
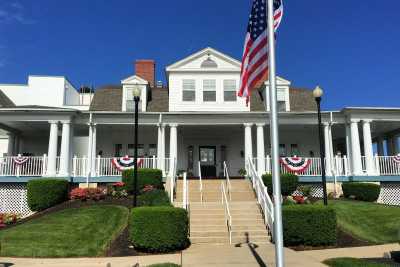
[190,225,229,231]
[191,214,262,221]
[190,235,270,244]
[190,230,229,238]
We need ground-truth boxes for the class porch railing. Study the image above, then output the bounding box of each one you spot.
[0,155,48,177]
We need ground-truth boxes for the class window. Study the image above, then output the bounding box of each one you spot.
[126,87,142,112]
[224,80,237,101]
[148,144,157,157]
[203,79,216,102]
[278,101,286,112]
[128,144,145,157]
[114,144,123,157]
[182,79,195,101]
[279,144,286,157]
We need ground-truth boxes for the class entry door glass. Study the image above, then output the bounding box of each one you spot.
[200,147,215,165]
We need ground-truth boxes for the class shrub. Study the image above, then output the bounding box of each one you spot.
[342,182,380,202]
[69,187,106,201]
[130,207,190,252]
[27,179,69,211]
[138,189,171,207]
[282,205,337,246]
[262,173,299,196]
[0,213,20,228]
[122,168,163,194]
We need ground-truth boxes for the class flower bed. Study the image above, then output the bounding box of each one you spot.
[70,187,107,201]
[0,213,20,228]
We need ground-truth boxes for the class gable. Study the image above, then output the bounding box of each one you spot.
[166,47,241,72]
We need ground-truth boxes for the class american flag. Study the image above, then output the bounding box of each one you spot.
[238,0,283,104]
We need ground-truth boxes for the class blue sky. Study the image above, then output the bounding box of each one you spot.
[0,1,399,110]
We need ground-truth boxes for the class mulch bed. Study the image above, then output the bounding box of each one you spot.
[105,226,142,257]
[289,228,373,251]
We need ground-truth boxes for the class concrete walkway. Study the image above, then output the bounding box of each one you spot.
[0,243,325,267]
[301,243,400,262]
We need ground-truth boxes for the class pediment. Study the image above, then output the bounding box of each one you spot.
[166,47,241,72]
[121,75,148,85]
[264,76,291,86]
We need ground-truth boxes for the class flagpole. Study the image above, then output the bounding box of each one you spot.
[266,0,285,266]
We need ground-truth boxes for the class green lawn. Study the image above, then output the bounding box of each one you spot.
[0,205,129,257]
[326,200,400,244]
[324,257,393,267]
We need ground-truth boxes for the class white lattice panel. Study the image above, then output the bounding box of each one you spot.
[293,183,323,198]
[378,183,400,206]
[0,183,32,216]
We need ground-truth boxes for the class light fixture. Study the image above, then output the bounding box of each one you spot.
[313,85,323,99]
[132,84,141,98]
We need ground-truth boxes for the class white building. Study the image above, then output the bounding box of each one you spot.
[0,47,400,210]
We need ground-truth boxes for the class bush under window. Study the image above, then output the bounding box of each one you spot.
[262,173,299,196]
[27,179,69,211]
[342,182,380,202]
[130,207,190,252]
[122,168,163,194]
[282,205,337,246]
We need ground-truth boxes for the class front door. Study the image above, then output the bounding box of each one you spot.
[199,146,216,178]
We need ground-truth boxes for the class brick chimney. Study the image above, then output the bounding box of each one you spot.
[135,60,155,87]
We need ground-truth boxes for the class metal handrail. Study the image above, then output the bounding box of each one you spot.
[223,161,232,200]
[248,159,275,239]
[198,161,203,203]
[221,182,232,244]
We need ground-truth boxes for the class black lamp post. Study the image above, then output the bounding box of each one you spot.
[132,85,141,207]
[313,86,328,206]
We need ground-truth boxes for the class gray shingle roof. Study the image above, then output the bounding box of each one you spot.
[89,85,123,111]
[0,90,16,108]
[250,87,316,112]
[89,85,316,112]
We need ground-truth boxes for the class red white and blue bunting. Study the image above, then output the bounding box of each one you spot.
[111,156,143,171]
[12,155,29,166]
[393,154,400,163]
[280,156,311,173]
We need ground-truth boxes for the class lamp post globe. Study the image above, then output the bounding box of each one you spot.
[314,85,328,206]
[132,84,140,207]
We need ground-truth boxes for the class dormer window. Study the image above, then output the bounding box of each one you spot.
[125,86,142,112]
[203,79,216,102]
[223,79,237,102]
[182,79,195,101]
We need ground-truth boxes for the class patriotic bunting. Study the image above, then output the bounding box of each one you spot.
[111,156,143,171]
[12,155,29,166]
[393,154,400,163]
[280,156,311,173]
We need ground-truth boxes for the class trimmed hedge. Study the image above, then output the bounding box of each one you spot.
[122,168,163,194]
[130,207,190,252]
[27,179,69,211]
[342,182,380,202]
[282,205,337,246]
[262,173,299,196]
[138,189,171,207]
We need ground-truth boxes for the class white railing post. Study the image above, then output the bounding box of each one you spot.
[72,155,77,177]
[96,155,101,177]
[343,155,348,176]
[182,172,187,210]
[266,155,271,173]
[152,155,156,168]
[41,154,47,176]
[374,154,380,176]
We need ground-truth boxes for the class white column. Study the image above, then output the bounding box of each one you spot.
[323,123,332,176]
[169,124,178,174]
[87,124,93,175]
[244,123,253,166]
[362,120,376,175]
[350,119,363,175]
[46,121,59,176]
[345,123,353,172]
[91,124,97,176]
[59,121,71,177]
[256,123,265,175]
[7,132,15,156]
[157,124,166,174]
